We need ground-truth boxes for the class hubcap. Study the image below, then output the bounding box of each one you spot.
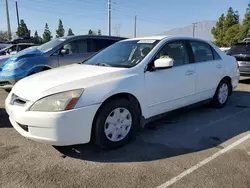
[218,83,229,104]
[104,107,132,142]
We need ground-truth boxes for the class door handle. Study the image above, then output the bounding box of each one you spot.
[185,70,195,76]
[216,64,222,69]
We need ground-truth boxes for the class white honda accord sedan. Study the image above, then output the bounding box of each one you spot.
[5,36,240,149]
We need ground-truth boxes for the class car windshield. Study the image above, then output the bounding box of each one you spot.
[228,43,250,55]
[84,39,159,68]
[37,38,66,53]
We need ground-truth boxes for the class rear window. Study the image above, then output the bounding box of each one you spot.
[228,43,250,55]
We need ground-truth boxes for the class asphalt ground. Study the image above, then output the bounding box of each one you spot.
[0,77,250,188]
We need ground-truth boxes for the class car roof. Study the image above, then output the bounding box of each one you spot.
[60,35,127,40]
[124,36,172,41]
[123,36,211,43]
[16,43,35,45]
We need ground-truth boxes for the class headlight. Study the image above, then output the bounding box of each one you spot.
[29,89,83,112]
[2,60,25,71]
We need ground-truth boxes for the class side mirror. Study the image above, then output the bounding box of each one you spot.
[61,48,69,55]
[153,58,174,69]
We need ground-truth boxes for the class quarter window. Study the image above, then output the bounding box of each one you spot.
[212,48,221,60]
[155,41,189,67]
[190,41,214,62]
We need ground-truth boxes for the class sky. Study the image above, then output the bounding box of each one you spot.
[0,0,249,38]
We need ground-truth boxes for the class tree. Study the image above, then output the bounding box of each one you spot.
[223,7,239,32]
[98,29,102,35]
[42,23,52,43]
[239,3,250,40]
[67,28,74,36]
[88,29,97,35]
[16,19,30,38]
[211,14,226,47]
[34,30,39,39]
[33,30,42,44]
[224,24,240,46]
[56,19,65,38]
[0,30,8,42]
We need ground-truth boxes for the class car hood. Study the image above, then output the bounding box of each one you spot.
[0,55,11,67]
[2,48,42,64]
[12,64,126,101]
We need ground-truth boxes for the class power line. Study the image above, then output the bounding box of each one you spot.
[113,24,121,36]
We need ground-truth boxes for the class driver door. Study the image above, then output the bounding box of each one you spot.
[58,40,83,66]
[145,40,196,117]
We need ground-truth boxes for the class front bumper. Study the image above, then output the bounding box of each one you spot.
[239,66,250,76]
[5,93,101,146]
[0,68,27,89]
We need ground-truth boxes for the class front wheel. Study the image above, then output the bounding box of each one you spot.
[211,79,230,108]
[93,99,139,149]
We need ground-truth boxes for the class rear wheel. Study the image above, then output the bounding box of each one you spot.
[93,99,139,149]
[211,79,230,108]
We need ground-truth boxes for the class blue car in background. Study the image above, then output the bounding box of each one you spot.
[0,35,126,91]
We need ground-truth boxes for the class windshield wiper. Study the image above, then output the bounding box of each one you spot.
[96,62,111,67]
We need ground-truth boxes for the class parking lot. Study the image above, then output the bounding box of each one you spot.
[0,77,249,188]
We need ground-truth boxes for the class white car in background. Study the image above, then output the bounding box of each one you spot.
[5,36,239,149]
[220,47,231,53]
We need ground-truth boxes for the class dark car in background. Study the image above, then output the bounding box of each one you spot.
[227,40,250,76]
[0,43,11,50]
[0,43,36,56]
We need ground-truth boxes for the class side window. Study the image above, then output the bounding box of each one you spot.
[86,39,95,52]
[190,41,214,62]
[8,45,17,53]
[155,41,189,67]
[212,48,221,60]
[18,45,28,51]
[63,41,78,54]
[91,39,117,52]
[76,39,87,53]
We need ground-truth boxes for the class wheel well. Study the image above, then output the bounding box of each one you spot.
[222,76,232,95]
[28,66,51,76]
[91,93,142,141]
[42,66,51,71]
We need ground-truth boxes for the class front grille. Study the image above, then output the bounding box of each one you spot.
[17,123,28,132]
[10,94,27,106]
[0,81,10,86]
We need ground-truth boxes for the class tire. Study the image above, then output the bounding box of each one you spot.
[93,98,139,149]
[211,79,230,108]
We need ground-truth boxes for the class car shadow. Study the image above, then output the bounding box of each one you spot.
[0,108,11,128]
[239,77,250,84]
[54,90,250,163]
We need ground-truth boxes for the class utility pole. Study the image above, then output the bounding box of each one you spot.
[6,0,12,40]
[134,15,137,38]
[108,0,111,36]
[15,0,20,27]
[192,22,197,37]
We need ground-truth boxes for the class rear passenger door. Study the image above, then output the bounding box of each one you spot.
[87,38,117,54]
[188,40,224,100]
